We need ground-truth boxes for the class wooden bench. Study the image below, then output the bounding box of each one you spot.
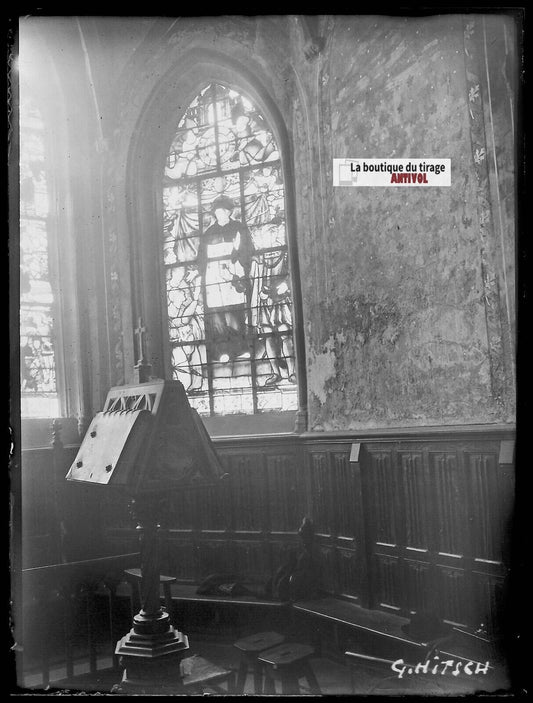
[164,586,500,665]
[292,596,506,681]
[138,577,504,683]
[168,582,290,639]
[292,596,425,661]
[169,582,288,607]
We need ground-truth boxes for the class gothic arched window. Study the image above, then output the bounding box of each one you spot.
[162,83,297,417]
[19,95,59,418]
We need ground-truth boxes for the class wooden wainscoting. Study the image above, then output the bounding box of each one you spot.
[19,424,515,635]
[360,436,514,632]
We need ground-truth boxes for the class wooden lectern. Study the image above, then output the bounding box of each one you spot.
[66,378,225,692]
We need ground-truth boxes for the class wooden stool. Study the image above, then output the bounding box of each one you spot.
[233,631,285,694]
[258,642,321,695]
[180,655,235,694]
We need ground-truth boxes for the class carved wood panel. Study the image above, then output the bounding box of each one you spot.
[309,451,333,536]
[332,451,357,538]
[436,565,470,626]
[270,539,301,573]
[164,536,197,582]
[316,543,337,593]
[399,452,430,551]
[22,449,58,567]
[265,451,304,533]
[373,554,402,611]
[403,558,433,614]
[431,451,467,557]
[337,548,360,600]
[471,570,507,638]
[196,540,236,579]
[233,540,269,581]
[196,483,230,532]
[466,451,505,563]
[167,488,197,530]
[226,452,266,533]
[368,450,398,547]
[362,439,511,628]
[25,429,513,635]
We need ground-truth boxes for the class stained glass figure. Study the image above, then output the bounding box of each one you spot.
[199,194,254,362]
[19,96,59,417]
[163,83,297,416]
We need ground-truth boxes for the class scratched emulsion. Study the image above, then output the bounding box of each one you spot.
[291,16,515,431]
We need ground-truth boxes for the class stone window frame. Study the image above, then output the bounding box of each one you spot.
[127,52,307,436]
[14,26,84,429]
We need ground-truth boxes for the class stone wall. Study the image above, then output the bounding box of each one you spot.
[29,14,517,431]
[288,15,516,430]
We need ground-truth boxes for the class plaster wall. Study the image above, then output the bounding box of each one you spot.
[288,15,516,430]
[26,14,516,431]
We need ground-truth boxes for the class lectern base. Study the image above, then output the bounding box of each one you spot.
[114,656,188,695]
[114,611,190,693]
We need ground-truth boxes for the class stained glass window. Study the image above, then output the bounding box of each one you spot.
[163,83,297,416]
[19,97,59,417]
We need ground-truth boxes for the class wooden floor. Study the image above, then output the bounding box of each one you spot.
[16,586,512,696]
[17,638,511,696]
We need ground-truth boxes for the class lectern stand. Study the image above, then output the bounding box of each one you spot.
[113,492,189,692]
[66,378,224,693]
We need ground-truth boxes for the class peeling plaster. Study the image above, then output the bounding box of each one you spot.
[293,15,515,430]
[308,335,339,404]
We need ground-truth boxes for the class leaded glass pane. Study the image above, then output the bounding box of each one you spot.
[213,390,254,416]
[163,83,296,416]
[171,344,208,392]
[244,166,285,228]
[19,97,59,417]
